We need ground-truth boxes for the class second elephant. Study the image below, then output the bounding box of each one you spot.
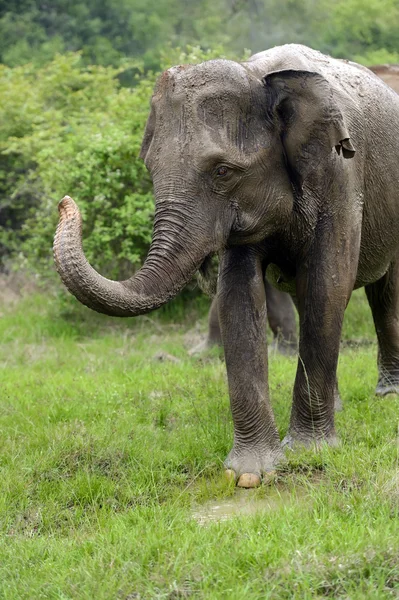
[204,280,297,355]
[369,64,399,94]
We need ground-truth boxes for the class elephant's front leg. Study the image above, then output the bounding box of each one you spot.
[218,247,283,487]
[285,243,356,447]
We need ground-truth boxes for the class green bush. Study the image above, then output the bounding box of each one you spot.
[2,0,399,73]
[0,1,233,71]
[0,46,236,279]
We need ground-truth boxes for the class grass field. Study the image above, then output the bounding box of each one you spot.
[1,281,399,599]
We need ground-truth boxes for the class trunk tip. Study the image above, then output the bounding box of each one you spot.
[58,195,79,219]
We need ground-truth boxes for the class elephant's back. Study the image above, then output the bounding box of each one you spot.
[244,44,398,109]
[244,44,399,170]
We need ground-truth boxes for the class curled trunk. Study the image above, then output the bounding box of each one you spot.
[53,195,218,317]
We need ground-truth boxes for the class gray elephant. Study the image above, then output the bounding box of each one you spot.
[197,62,398,358]
[54,44,399,488]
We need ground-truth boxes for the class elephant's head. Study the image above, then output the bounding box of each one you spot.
[54,60,354,316]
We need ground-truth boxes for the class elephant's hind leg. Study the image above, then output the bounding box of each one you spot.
[265,281,297,356]
[365,260,399,396]
[195,285,298,356]
[207,295,223,347]
[188,296,221,355]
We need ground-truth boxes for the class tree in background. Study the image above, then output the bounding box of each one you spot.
[0,47,231,276]
[0,0,229,69]
[1,0,398,70]
[1,0,398,278]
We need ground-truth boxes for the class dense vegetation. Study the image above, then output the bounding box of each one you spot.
[1,0,399,279]
[0,46,231,277]
[1,0,399,69]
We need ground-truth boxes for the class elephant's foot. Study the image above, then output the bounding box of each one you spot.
[224,446,283,488]
[375,370,399,396]
[375,381,399,397]
[282,429,339,452]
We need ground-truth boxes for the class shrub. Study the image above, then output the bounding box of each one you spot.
[0,46,236,279]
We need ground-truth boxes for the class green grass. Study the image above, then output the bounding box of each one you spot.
[1,286,399,599]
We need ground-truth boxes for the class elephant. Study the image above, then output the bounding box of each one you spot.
[191,281,297,356]
[197,62,399,358]
[54,44,399,488]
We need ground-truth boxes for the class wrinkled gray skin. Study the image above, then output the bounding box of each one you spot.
[192,281,297,356]
[196,283,344,413]
[199,63,399,356]
[54,45,399,484]
[196,63,398,388]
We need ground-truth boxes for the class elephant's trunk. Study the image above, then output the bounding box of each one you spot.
[53,195,220,317]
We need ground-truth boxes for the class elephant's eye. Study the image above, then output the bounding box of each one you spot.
[216,166,229,177]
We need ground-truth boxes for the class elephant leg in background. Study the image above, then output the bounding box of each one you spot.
[207,295,223,347]
[365,260,399,396]
[218,246,283,486]
[284,231,358,448]
[193,281,298,355]
[265,280,297,356]
[188,295,221,355]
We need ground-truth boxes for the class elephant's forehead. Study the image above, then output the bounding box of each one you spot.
[153,59,251,105]
[147,60,261,162]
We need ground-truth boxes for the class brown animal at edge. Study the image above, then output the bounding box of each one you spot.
[369,64,399,94]
[54,45,399,488]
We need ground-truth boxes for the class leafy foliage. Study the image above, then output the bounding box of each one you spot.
[0,0,398,278]
[0,0,231,70]
[0,47,235,277]
[1,0,399,70]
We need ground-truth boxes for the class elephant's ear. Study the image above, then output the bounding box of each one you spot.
[263,70,355,191]
[139,103,156,161]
